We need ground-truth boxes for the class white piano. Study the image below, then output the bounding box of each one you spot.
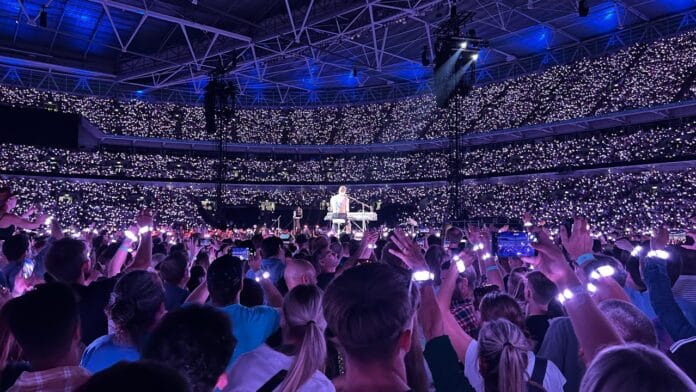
[324,211,378,222]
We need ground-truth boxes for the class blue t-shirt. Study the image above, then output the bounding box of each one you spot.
[80,334,140,373]
[219,303,280,365]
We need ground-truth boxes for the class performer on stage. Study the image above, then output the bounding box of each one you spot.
[292,206,303,234]
[329,186,350,233]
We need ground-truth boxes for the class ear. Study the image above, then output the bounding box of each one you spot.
[524,287,532,301]
[397,328,413,354]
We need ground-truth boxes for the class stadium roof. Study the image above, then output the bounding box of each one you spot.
[0,0,694,106]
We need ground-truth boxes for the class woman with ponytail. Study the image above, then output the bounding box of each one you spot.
[224,284,334,392]
[81,270,165,373]
[472,319,564,392]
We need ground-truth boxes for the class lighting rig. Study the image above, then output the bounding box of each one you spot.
[432,5,489,223]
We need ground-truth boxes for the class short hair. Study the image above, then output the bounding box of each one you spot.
[45,238,88,283]
[76,361,191,392]
[2,234,29,261]
[479,292,526,334]
[261,236,283,258]
[141,305,234,392]
[580,344,696,392]
[206,255,243,306]
[598,300,657,347]
[526,271,557,306]
[240,278,264,307]
[323,263,419,363]
[295,234,309,245]
[338,186,347,193]
[3,283,79,360]
[426,234,443,247]
[159,253,188,284]
[445,227,463,245]
[107,271,165,348]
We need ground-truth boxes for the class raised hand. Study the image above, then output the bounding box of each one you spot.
[388,228,427,271]
[560,217,593,260]
[357,229,379,259]
[135,208,154,229]
[650,227,669,251]
[530,228,575,287]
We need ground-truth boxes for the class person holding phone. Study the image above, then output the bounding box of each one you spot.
[0,188,48,240]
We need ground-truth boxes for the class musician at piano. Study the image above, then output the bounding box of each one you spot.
[329,186,350,233]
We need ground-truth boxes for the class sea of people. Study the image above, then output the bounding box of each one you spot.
[0,31,694,144]
[0,119,693,184]
[0,167,693,234]
[0,181,695,392]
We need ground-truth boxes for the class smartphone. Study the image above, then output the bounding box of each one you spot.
[231,247,250,261]
[22,259,35,279]
[279,233,290,241]
[199,238,211,247]
[669,229,686,245]
[493,231,536,258]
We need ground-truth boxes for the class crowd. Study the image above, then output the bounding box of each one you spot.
[0,119,693,184]
[0,181,695,392]
[1,32,694,145]
[0,167,693,233]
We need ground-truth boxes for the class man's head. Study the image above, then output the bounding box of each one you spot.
[141,305,234,392]
[158,253,189,286]
[3,283,80,366]
[261,236,283,259]
[445,227,463,248]
[76,361,191,392]
[2,233,29,262]
[45,238,89,283]
[524,271,558,307]
[284,259,317,291]
[456,269,478,301]
[323,263,418,365]
[314,247,339,274]
[598,299,657,347]
[206,255,243,306]
[338,186,347,195]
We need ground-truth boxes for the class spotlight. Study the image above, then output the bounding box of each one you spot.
[191,0,198,4]
[39,6,47,27]
[578,0,589,17]
[471,53,479,61]
[460,41,468,49]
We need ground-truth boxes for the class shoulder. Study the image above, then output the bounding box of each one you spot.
[225,304,279,320]
[84,334,114,351]
[301,372,336,392]
[542,357,567,391]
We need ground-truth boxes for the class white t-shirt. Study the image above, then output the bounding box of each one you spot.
[464,340,566,392]
[223,344,335,392]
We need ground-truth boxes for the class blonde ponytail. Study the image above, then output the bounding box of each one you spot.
[478,319,531,392]
[278,285,327,392]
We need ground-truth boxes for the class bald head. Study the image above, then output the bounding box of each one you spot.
[284,259,317,291]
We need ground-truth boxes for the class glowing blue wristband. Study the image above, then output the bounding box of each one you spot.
[576,253,595,266]
[486,265,499,273]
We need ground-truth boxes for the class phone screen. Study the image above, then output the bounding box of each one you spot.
[199,238,211,247]
[231,247,250,261]
[279,233,290,240]
[22,259,34,279]
[669,230,686,245]
[493,232,536,258]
